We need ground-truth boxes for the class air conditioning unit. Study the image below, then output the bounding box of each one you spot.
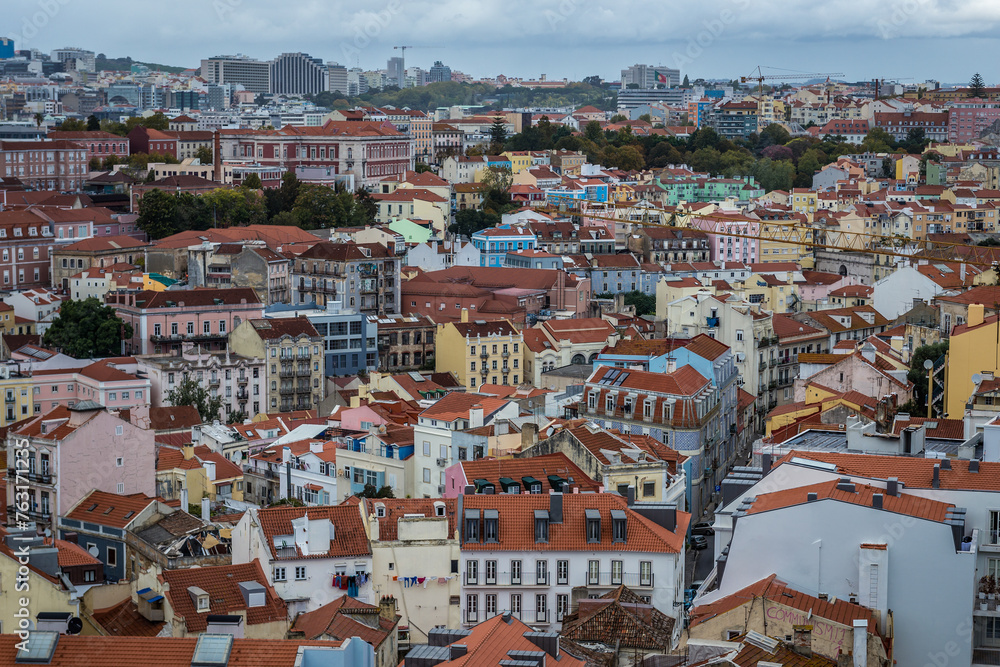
[436,458,447,467]
[437,485,446,494]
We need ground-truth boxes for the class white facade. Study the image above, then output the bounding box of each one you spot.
[404,241,481,273]
[278,443,337,505]
[871,264,947,320]
[232,508,374,616]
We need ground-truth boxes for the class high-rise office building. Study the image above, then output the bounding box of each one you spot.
[207,84,232,110]
[51,47,95,72]
[347,68,369,96]
[620,63,679,89]
[428,61,451,83]
[200,55,271,95]
[270,52,328,95]
[327,62,349,96]
[387,57,404,88]
[0,39,14,60]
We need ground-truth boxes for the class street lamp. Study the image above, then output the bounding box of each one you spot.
[923,358,934,418]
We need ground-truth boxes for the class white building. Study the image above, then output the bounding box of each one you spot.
[708,452,980,667]
[459,492,688,644]
[412,393,520,498]
[233,504,374,616]
[404,241,481,273]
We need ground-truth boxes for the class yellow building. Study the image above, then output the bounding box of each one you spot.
[944,303,1000,418]
[435,311,524,390]
[0,533,79,631]
[789,189,817,216]
[501,151,533,174]
[737,273,799,313]
[0,370,36,427]
[757,216,814,268]
[156,444,246,504]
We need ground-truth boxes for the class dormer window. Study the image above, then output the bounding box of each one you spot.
[375,503,386,518]
[534,509,549,543]
[611,509,627,543]
[464,509,480,543]
[585,509,601,543]
[434,502,446,517]
[484,509,499,543]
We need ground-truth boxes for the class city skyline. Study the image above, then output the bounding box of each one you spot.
[4,0,1000,85]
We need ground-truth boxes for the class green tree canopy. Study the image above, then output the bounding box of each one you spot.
[970,72,986,98]
[167,376,223,422]
[56,118,87,131]
[43,298,133,359]
[194,145,213,165]
[240,173,262,189]
[906,341,949,411]
[357,484,395,498]
[86,115,101,131]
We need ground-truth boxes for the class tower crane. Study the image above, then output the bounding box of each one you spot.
[740,67,844,130]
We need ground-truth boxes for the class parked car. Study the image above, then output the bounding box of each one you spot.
[689,535,708,550]
[691,521,715,536]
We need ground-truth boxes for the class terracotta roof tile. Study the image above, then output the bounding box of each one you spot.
[747,479,954,522]
[291,595,396,646]
[257,505,371,560]
[419,392,510,423]
[460,453,601,493]
[65,490,156,528]
[361,498,457,541]
[91,598,165,637]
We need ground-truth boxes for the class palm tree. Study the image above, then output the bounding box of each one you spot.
[33,112,44,128]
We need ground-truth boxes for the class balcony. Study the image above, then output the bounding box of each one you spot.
[296,369,311,377]
[7,468,53,484]
[243,465,277,479]
[150,332,227,343]
[501,365,510,374]
[279,386,295,395]
[6,505,52,522]
[237,376,248,385]
[236,390,249,401]
[464,571,552,587]
[502,350,510,358]
[480,351,489,359]
[279,367,295,378]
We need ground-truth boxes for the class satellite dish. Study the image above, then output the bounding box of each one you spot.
[923,359,934,370]
[67,617,83,635]
[88,546,99,558]
[973,373,983,385]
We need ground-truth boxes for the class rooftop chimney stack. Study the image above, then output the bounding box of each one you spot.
[933,463,940,489]
[792,625,813,657]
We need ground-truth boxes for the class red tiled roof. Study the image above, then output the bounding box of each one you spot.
[361,497,457,541]
[55,539,102,567]
[91,598,165,637]
[419,392,510,423]
[65,490,156,528]
[256,505,371,559]
[747,479,954,522]
[291,596,396,646]
[690,573,878,631]
[460,453,601,493]
[462,493,689,553]
[162,560,287,633]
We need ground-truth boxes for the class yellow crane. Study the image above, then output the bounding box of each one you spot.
[740,67,844,130]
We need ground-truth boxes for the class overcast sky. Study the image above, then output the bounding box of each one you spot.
[5,0,996,85]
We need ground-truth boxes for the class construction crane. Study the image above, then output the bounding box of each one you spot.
[392,45,413,87]
[740,67,844,130]
[536,202,1000,270]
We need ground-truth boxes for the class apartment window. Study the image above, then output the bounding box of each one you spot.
[274,566,287,581]
[586,510,601,543]
[535,559,547,585]
[486,593,497,618]
[466,595,479,623]
[485,560,497,585]
[556,560,568,585]
[557,594,569,622]
[295,566,307,581]
[116,483,124,494]
[484,510,499,543]
[990,510,1000,545]
[466,560,478,585]
[510,559,522,586]
[423,468,431,483]
[115,457,124,467]
[510,594,521,617]
[643,481,655,498]
[611,560,623,585]
[535,512,549,543]
[187,321,194,335]
[115,425,124,436]
[588,559,600,585]
[639,561,652,587]
[535,594,547,622]
[107,546,118,567]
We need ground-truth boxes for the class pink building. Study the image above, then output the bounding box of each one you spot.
[31,358,151,414]
[47,130,130,165]
[690,212,760,264]
[948,99,1000,143]
[334,403,388,432]
[5,403,156,527]
[797,269,861,309]
[106,287,264,356]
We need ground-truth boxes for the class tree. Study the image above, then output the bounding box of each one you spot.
[43,298,133,359]
[584,120,606,145]
[682,74,691,88]
[609,114,628,123]
[488,116,508,154]
[881,156,895,179]
[414,163,432,173]
[167,375,224,422]
[862,127,895,153]
[970,72,987,99]
[582,75,602,87]
[241,173,262,189]
[227,409,249,424]
[33,112,44,128]
[480,166,514,214]
[57,118,87,131]
[136,189,179,239]
[357,484,395,498]
[86,115,101,131]
[194,145,213,165]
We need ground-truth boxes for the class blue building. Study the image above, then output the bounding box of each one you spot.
[0,38,13,59]
[266,301,378,377]
[471,224,537,267]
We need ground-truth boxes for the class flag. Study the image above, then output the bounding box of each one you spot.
[655,71,669,84]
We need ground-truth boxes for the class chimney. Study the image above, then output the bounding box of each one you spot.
[62,532,78,544]
[970,460,980,473]
[450,645,467,660]
[307,518,331,554]
[762,453,772,475]
[793,625,813,657]
[886,477,898,497]
[933,463,940,488]
[379,595,398,621]
[460,308,469,323]
[521,422,538,449]
[213,129,222,183]
[203,460,216,481]
[201,497,210,520]
[626,485,635,506]
[872,493,883,510]
[853,619,868,667]
[180,486,189,510]
[183,444,195,462]
[807,492,818,502]
[969,303,985,328]
[469,404,484,429]
[283,446,292,464]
